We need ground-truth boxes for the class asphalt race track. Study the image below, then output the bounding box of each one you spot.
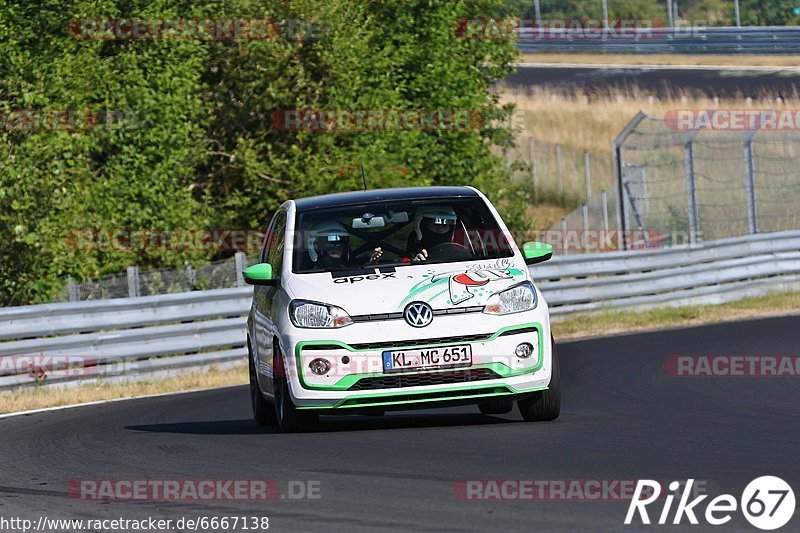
[505,64,800,98]
[1,315,798,532]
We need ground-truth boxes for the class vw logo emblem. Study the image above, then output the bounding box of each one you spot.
[404,302,433,328]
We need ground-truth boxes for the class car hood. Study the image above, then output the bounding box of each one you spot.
[285,258,529,316]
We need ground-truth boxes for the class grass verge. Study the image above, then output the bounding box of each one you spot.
[0,364,247,415]
[553,291,800,340]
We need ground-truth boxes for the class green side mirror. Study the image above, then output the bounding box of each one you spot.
[522,242,553,265]
[243,263,276,286]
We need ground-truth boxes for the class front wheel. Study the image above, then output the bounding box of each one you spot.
[273,348,318,432]
[518,336,561,422]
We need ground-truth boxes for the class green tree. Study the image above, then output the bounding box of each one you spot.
[1,0,523,305]
[1,0,211,304]
[200,0,525,235]
[736,0,798,25]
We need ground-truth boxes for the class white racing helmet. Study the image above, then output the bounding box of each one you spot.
[413,206,457,240]
[307,221,350,262]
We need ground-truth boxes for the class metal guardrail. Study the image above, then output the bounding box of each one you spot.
[1,230,798,390]
[536,230,800,314]
[517,26,800,54]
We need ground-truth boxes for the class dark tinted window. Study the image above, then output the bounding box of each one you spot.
[292,197,512,273]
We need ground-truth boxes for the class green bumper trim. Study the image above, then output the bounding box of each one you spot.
[294,322,544,391]
[295,384,548,410]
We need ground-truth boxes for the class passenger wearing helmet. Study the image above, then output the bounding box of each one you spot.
[304,221,382,270]
[406,207,457,262]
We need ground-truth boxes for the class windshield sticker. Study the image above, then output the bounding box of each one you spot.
[330,266,396,280]
[333,273,397,284]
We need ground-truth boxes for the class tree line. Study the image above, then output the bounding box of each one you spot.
[1,0,525,305]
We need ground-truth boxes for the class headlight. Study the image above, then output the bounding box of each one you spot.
[483,281,537,315]
[289,300,353,328]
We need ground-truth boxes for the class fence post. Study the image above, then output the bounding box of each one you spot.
[555,144,563,194]
[684,135,700,244]
[126,266,140,298]
[612,111,647,251]
[667,0,674,28]
[560,218,568,255]
[743,134,758,234]
[235,252,246,287]
[584,150,592,201]
[581,203,589,253]
[601,189,609,233]
[68,276,79,302]
[529,137,536,193]
[640,166,649,214]
[185,262,196,290]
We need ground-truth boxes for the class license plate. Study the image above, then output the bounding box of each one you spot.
[382,345,472,372]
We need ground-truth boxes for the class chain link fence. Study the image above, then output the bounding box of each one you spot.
[615,112,800,248]
[507,109,616,204]
[55,253,260,303]
[505,109,800,253]
[504,127,620,252]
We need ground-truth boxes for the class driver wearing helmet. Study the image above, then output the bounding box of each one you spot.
[406,207,457,262]
[304,221,382,270]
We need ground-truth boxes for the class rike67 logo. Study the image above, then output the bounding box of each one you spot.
[625,477,795,530]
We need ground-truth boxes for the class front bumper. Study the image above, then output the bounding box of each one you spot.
[279,312,553,410]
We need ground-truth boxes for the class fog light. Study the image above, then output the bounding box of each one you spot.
[515,342,534,358]
[309,358,331,375]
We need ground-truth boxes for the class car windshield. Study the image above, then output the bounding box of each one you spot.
[292,197,513,273]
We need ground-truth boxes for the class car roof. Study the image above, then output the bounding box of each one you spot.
[293,186,480,211]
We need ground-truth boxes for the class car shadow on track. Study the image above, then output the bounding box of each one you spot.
[126,412,521,435]
[126,419,281,435]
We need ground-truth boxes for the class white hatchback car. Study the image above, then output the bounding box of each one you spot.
[244,186,559,431]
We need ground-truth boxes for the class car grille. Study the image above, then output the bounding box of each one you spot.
[299,327,539,353]
[348,333,491,351]
[350,306,483,323]
[348,368,502,391]
[498,326,538,337]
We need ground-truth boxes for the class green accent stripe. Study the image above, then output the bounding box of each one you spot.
[294,322,544,391]
[295,384,548,410]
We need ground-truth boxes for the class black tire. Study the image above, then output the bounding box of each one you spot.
[249,341,276,426]
[518,336,561,422]
[478,401,513,415]
[273,347,318,433]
